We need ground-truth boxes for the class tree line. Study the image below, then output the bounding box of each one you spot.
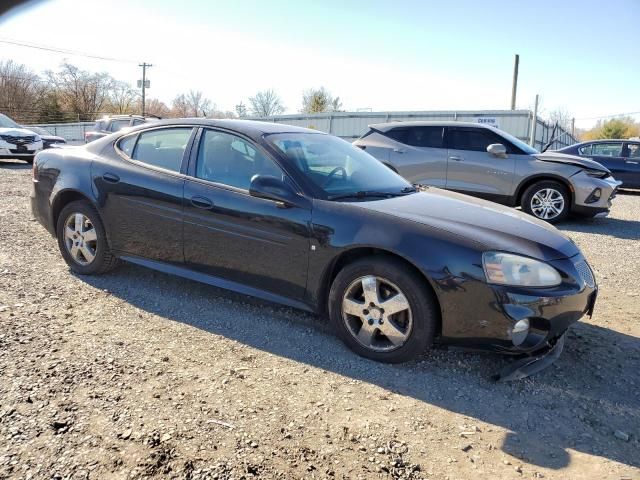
[0,60,343,124]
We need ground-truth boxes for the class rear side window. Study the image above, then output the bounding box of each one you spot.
[448,128,511,153]
[578,144,592,155]
[132,118,145,126]
[118,134,137,156]
[132,128,192,172]
[384,127,444,148]
[591,143,623,157]
[109,119,131,132]
[626,143,640,158]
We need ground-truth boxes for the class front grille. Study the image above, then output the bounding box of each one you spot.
[0,134,36,145]
[575,260,595,288]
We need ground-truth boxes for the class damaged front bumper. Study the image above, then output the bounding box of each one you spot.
[493,334,565,382]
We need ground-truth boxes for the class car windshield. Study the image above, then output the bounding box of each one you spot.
[497,129,539,154]
[23,126,49,136]
[0,113,21,129]
[266,132,413,199]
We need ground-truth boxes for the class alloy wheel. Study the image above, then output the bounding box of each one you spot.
[63,213,98,265]
[530,188,565,220]
[341,275,413,352]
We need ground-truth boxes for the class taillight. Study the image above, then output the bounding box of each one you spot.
[32,158,38,181]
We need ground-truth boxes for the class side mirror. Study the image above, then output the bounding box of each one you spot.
[487,143,507,158]
[249,175,304,208]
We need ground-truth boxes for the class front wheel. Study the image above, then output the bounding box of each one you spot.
[328,257,438,363]
[56,200,119,275]
[521,180,570,223]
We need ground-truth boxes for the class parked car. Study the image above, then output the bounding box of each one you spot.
[0,113,43,163]
[556,139,640,189]
[21,125,66,149]
[354,121,621,223]
[84,114,157,143]
[30,119,598,379]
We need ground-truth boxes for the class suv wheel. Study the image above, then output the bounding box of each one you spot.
[521,180,570,223]
[56,201,119,274]
[328,257,437,363]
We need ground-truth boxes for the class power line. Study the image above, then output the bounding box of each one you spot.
[0,38,138,64]
[575,111,640,121]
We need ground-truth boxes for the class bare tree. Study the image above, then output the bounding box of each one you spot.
[0,60,43,123]
[170,90,214,117]
[235,101,248,118]
[45,63,114,120]
[301,87,342,113]
[109,81,139,114]
[143,98,170,118]
[248,89,285,117]
[547,108,572,130]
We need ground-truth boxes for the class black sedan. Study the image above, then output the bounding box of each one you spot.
[30,119,597,378]
[22,125,66,149]
[557,139,640,189]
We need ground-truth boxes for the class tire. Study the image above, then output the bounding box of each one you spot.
[56,200,119,275]
[521,180,570,223]
[24,157,34,164]
[328,257,438,363]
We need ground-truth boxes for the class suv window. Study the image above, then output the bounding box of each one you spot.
[109,119,131,132]
[196,129,282,190]
[626,143,640,158]
[385,126,443,148]
[591,142,623,156]
[132,128,192,172]
[132,118,145,126]
[578,144,592,155]
[448,127,511,152]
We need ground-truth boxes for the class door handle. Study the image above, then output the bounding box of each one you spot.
[190,195,214,209]
[626,160,639,164]
[449,156,463,161]
[102,172,120,183]
[393,148,406,153]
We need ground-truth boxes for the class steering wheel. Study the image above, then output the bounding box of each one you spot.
[323,166,347,187]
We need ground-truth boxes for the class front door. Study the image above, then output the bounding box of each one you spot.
[445,126,517,201]
[621,143,640,188]
[182,128,311,300]
[92,127,195,263]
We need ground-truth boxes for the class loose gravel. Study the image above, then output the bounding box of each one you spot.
[1,160,638,480]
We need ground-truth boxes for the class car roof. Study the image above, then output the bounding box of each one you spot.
[130,118,323,137]
[573,139,640,145]
[369,121,495,132]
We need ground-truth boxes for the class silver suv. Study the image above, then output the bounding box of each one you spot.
[354,121,620,222]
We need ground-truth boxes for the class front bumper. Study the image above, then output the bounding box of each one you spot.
[571,172,621,214]
[0,141,43,159]
[438,254,597,356]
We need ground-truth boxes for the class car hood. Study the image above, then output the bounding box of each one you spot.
[535,151,610,173]
[0,127,41,137]
[353,188,580,261]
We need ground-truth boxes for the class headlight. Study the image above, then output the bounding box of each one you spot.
[482,252,561,287]
[34,135,41,142]
[585,169,608,179]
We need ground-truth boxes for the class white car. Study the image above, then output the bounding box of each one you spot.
[0,113,44,163]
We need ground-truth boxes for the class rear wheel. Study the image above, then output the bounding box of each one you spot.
[56,201,119,274]
[521,180,570,223]
[328,257,438,363]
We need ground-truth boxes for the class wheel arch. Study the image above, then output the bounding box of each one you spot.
[319,247,443,337]
[515,174,574,207]
[51,189,100,234]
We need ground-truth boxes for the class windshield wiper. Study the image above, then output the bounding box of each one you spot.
[328,189,414,201]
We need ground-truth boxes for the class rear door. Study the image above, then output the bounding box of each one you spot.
[182,128,311,300]
[92,126,195,263]
[386,126,447,187]
[444,127,517,200]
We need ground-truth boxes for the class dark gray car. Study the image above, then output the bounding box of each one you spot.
[354,121,621,223]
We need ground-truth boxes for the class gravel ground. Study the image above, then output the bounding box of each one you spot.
[1,160,639,480]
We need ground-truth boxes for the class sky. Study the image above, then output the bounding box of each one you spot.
[1,0,639,128]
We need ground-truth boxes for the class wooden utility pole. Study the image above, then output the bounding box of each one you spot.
[510,54,519,110]
[139,63,152,116]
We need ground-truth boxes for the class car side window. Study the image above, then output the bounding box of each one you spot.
[109,119,130,132]
[624,144,640,158]
[131,128,192,172]
[132,119,145,126]
[118,134,137,156]
[448,128,510,153]
[591,143,623,157]
[578,144,592,155]
[195,129,283,190]
[403,127,443,148]
[384,128,409,144]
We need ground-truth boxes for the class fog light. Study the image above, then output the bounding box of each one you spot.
[511,318,530,346]
[585,188,602,204]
